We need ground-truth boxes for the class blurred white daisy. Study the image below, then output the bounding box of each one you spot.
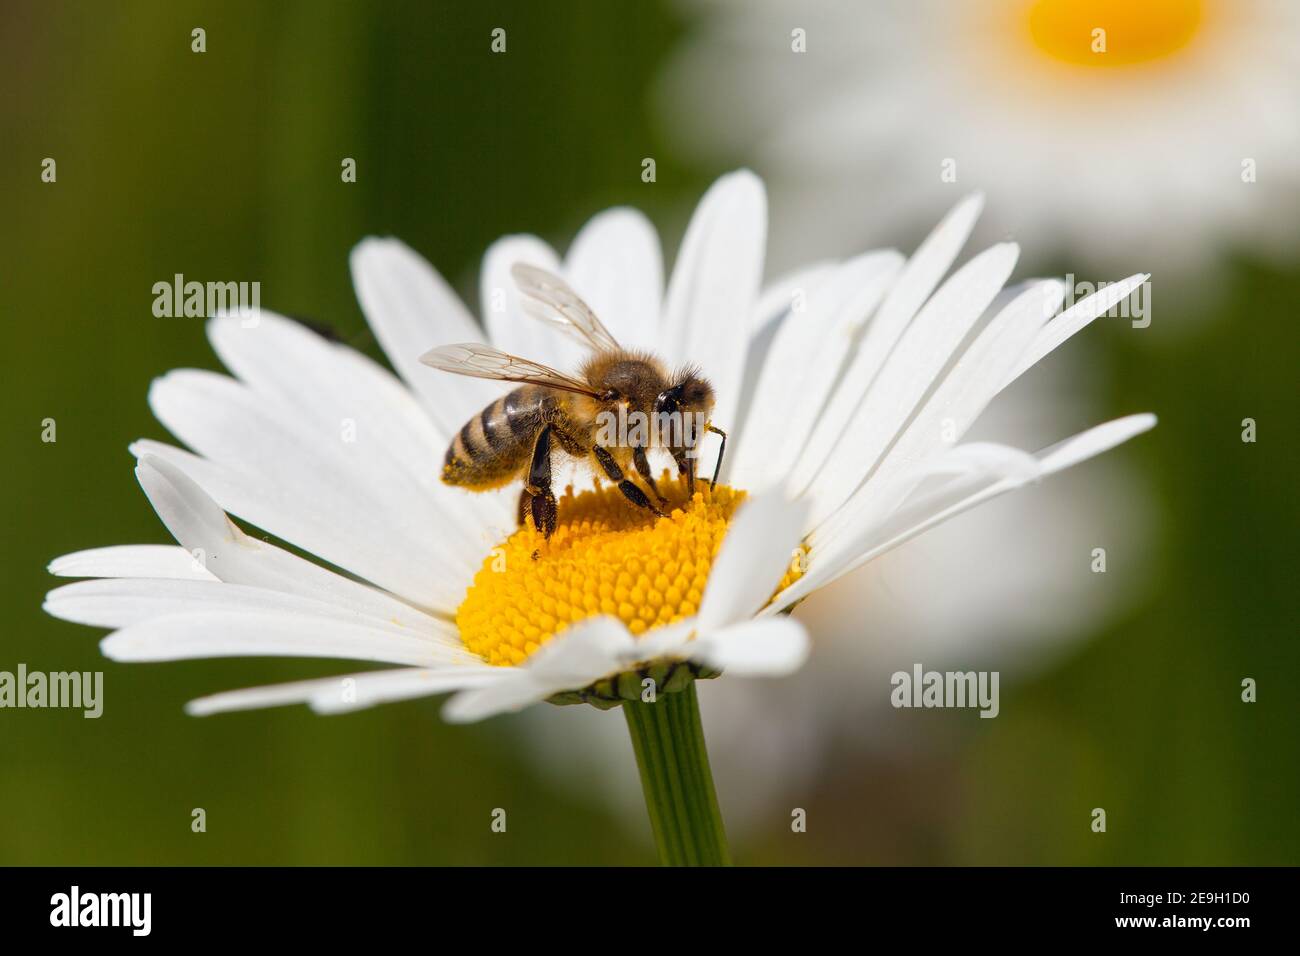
[44,172,1154,730]
[660,0,1300,282]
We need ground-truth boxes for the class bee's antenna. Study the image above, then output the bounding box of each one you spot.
[706,423,727,490]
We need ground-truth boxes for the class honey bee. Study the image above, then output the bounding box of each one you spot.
[420,264,726,538]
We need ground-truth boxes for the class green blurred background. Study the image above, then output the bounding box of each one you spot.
[2,0,1295,865]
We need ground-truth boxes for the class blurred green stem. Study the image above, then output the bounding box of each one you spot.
[623,682,731,866]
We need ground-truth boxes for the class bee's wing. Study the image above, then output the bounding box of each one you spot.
[419,343,600,396]
[510,263,622,354]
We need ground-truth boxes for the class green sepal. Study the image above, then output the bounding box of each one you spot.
[616,670,644,701]
[662,663,692,694]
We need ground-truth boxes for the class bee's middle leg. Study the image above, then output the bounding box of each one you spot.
[593,446,665,518]
[632,445,669,505]
[527,425,557,538]
[672,449,696,498]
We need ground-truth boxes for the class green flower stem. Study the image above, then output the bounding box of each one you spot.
[623,682,732,866]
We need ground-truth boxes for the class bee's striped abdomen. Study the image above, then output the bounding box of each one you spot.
[442,386,544,489]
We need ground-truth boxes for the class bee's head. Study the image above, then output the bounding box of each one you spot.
[654,367,715,450]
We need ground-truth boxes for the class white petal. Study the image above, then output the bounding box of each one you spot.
[1036,413,1159,472]
[812,441,1043,554]
[310,667,509,714]
[872,192,986,336]
[100,610,455,667]
[697,490,809,631]
[206,310,510,561]
[730,250,903,488]
[837,279,1064,520]
[563,207,664,351]
[749,260,840,334]
[349,237,499,436]
[627,619,697,661]
[185,666,506,716]
[792,193,984,498]
[207,311,448,478]
[772,414,1158,607]
[689,616,810,676]
[141,368,484,608]
[132,454,451,628]
[797,242,1020,526]
[729,260,843,470]
[48,545,216,580]
[480,235,578,368]
[43,577,462,652]
[661,170,766,439]
[442,617,637,722]
[1005,274,1149,386]
[133,439,502,614]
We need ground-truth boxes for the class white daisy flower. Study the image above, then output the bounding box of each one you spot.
[44,172,1153,861]
[660,0,1300,280]
[44,170,1153,718]
[520,375,1153,829]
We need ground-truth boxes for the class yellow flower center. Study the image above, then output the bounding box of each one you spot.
[458,477,784,667]
[1025,0,1206,67]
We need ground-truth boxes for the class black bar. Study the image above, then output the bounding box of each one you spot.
[0,866,1287,941]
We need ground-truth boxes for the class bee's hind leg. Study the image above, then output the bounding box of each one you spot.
[593,446,665,519]
[527,425,558,538]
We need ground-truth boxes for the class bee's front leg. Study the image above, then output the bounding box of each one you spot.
[632,445,669,506]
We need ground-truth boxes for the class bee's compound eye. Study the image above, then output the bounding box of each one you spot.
[600,389,619,403]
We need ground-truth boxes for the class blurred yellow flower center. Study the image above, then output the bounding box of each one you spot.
[1026,0,1205,67]
[458,478,749,667]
